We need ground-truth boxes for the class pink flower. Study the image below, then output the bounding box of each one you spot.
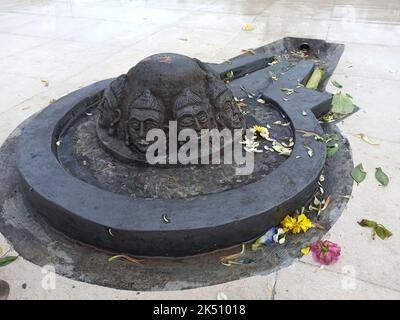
[310,240,341,265]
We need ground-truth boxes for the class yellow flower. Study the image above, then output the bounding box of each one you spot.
[301,246,311,255]
[282,215,296,232]
[242,23,254,31]
[251,125,270,140]
[281,213,313,234]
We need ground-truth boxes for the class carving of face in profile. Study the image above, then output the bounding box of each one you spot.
[215,90,244,130]
[98,86,122,135]
[126,90,164,153]
[174,89,212,134]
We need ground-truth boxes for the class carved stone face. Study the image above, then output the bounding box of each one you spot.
[98,88,121,135]
[174,89,213,134]
[126,90,164,153]
[215,91,244,129]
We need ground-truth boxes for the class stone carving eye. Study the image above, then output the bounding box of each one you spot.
[129,119,140,130]
[197,111,208,124]
[145,120,159,130]
[179,116,194,127]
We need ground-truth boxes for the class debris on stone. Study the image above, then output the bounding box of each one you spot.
[241,48,256,55]
[281,88,294,95]
[240,134,262,153]
[358,219,392,240]
[269,71,278,81]
[375,167,389,186]
[162,214,171,223]
[108,255,143,264]
[251,227,276,251]
[41,79,49,87]
[304,145,313,157]
[301,246,311,255]
[272,140,292,156]
[242,23,254,31]
[326,143,339,157]
[351,163,367,185]
[356,133,380,146]
[226,70,234,79]
[220,244,246,266]
[0,256,18,267]
[250,125,270,140]
[217,291,228,300]
[331,91,354,114]
[331,80,343,89]
[306,67,324,89]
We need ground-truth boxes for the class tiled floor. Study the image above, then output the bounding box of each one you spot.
[0,0,400,299]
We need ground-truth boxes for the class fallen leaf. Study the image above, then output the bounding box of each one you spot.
[0,256,18,267]
[296,130,323,140]
[331,80,343,89]
[241,48,256,55]
[220,244,245,266]
[108,255,143,264]
[351,163,367,185]
[375,225,392,240]
[358,219,392,240]
[356,133,379,146]
[358,219,377,228]
[327,143,339,157]
[226,70,234,79]
[375,167,389,186]
[331,92,354,114]
[306,67,325,89]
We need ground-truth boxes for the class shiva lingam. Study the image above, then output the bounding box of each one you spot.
[11,38,347,256]
[97,53,244,164]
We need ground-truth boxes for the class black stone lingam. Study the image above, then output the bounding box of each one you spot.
[9,38,347,257]
[97,53,244,163]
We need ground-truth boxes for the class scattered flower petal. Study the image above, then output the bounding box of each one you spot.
[301,246,311,255]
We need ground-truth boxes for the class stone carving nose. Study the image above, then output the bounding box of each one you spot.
[139,122,144,137]
[194,117,201,131]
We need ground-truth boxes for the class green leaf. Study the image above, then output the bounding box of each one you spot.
[0,256,18,267]
[351,163,367,184]
[375,167,389,186]
[345,93,353,99]
[375,226,392,240]
[306,67,325,89]
[331,92,354,114]
[327,143,339,157]
[226,70,234,79]
[331,80,343,88]
[358,219,377,228]
[377,225,393,239]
